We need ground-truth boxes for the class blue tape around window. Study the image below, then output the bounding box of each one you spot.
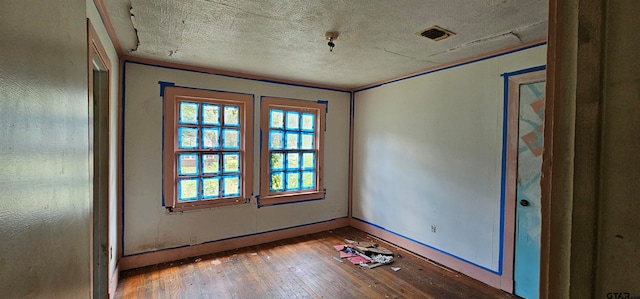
[316,100,328,131]
[255,195,261,208]
[316,100,329,113]
[158,81,176,97]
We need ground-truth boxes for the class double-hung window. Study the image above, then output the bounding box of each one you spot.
[259,97,325,206]
[163,87,253,211]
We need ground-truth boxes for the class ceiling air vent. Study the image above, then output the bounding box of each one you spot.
[417,26,455,41]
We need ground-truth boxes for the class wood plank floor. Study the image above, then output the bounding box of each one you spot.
[115,227,516,299]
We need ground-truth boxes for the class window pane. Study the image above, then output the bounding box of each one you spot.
[202,104,220,125]
[286,172,300,191]
[222,129,240,149]
[270,109,284,129]
[301,171,315,190]
[202,177,220,199]
[301,133,314,149]
[285,132,299,149]
[302,152,315,170]
[178,127,198,149]
[202,154,220,174]
[224,105,240,126]
[202,128,220,149]
[301,113,315,132]
[286,152,300,170]
[178,153,198,175]
[222,176,240,197]
[178,178,199,201]
[269,131,284,150]
[286,111,300,130]
[270,172,284,192]
[222,152,240,173]
[270,152,284,171]
[179,102,198,124]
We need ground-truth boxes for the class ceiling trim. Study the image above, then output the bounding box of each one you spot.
[354,38,548,92]
[122,55,351,93]
[93,0,123,56]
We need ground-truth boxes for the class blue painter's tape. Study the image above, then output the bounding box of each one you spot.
[158,81,175,97]
[349,92,354,117]
[317,100,329,113]
[316,100,329,132]
[499,74,510,275]
[353,217,500,274]
[501,65,547,78]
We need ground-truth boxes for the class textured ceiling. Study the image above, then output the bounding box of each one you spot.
[103,0,548,89]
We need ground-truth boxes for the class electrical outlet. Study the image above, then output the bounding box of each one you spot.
[431,225,437,233]
[190,235,197,245]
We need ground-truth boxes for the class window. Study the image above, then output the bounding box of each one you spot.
[163,87,253,211]
[260,97,326,206]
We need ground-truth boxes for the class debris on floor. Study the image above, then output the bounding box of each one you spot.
[339,251,358,258]
[332,256,344,263]
[391,267,401,272]
[371,254,393,264]
[194,258,202,263]
[348,255,371,265]
[333,239,395,269]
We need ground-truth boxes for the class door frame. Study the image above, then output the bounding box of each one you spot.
[503,67,547,294]
[88,19,111,299]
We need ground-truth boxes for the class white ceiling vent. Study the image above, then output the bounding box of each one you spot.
[417,26,455,41]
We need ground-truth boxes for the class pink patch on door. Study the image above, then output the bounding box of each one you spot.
[521,126,544,156]
[530,98,545,119]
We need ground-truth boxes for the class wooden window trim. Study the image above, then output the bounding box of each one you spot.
[163,87,253,212]
[259,97,325,206]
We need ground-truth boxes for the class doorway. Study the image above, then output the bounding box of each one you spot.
[88,20,111,299]
[504,67,546,299]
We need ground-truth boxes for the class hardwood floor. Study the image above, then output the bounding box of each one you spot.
[115,227,516,298]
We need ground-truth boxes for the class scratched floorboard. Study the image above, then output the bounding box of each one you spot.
[115,227,517,299]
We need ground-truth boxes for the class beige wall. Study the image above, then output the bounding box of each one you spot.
[352,45,546,275]
[122,63,350,255]
[0,0,91,298]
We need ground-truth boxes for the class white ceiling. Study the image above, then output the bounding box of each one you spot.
[103,0,548,89]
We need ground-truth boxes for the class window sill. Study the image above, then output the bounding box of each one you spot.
[168,197,250,212]
[259,191,325,207]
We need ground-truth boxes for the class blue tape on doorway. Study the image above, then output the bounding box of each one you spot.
[499,64,546,275]
[158,81,175,96]
[500,65,546,78]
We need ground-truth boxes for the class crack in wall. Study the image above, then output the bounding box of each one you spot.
[382,48,437,64]
[129,2,140,53]
[427,21,545,58]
